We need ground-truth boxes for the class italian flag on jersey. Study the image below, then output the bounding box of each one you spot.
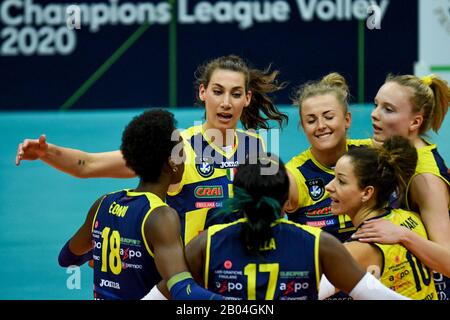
[226,167,237,182]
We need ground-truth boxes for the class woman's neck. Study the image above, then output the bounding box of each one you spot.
[310,140,347,169]
[351,204,386,228]
[133,176,171,202]
[202,123,235,148]
[372,134,427,149]
[411,136,427,149]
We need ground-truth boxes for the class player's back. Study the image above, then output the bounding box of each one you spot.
[205,218,321,300]
[92,190,165,300]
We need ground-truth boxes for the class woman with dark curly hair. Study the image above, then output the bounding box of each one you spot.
[58,109,222,300]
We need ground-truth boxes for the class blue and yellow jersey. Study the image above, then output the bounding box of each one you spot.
[406,142,450,210]
[286,138,372,242]
[204,218,321,300]
[91,190,165,300]
[369,209,437,300]
[167,125,265,245]
[405,142,450,301]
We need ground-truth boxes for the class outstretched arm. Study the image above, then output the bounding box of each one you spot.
[16,134,135,178]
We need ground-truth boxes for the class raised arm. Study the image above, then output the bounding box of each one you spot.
[16,134,135,178]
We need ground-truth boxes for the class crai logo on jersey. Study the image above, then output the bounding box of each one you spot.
[195,157,215,177]
[306,206,332,217]
[194,185,224,198]
[306,178,325,201]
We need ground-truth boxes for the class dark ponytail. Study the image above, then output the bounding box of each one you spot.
[347,136,418,207]
[217,156,289,254]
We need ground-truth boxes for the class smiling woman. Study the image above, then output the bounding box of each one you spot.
[285,72,371,242]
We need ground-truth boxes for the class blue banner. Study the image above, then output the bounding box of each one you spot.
[0,0,417,110]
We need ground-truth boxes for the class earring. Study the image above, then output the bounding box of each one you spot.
[173,168,178,173]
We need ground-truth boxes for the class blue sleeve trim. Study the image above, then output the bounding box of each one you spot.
[58,240,92,267]
[169,274,224,300]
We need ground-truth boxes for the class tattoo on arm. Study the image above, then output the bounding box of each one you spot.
[78,160,85,166]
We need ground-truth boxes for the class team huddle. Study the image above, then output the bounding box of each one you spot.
[16,55,450,300]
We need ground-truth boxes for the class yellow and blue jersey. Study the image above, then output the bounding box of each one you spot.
[204,218,321,300]
[331,208,437,300]
[406,142,450,209]
[286,139,372,242]
[371,209,437,300]
[167,125,265,245]
[405,142,450,300]
[91,190,165,300]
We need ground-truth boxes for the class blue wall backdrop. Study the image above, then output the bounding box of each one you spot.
[1,0,417,110]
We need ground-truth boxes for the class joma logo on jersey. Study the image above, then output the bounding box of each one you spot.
[194,186,223,198]
[305,179,325,201]
[108,202,128,218]
[220,160,239,169]
[99,279,120,289]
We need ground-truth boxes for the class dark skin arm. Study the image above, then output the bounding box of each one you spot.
[184,230,208,285]
[68,196,105,256]
[319,232,366,294]
[145,206,191,297]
